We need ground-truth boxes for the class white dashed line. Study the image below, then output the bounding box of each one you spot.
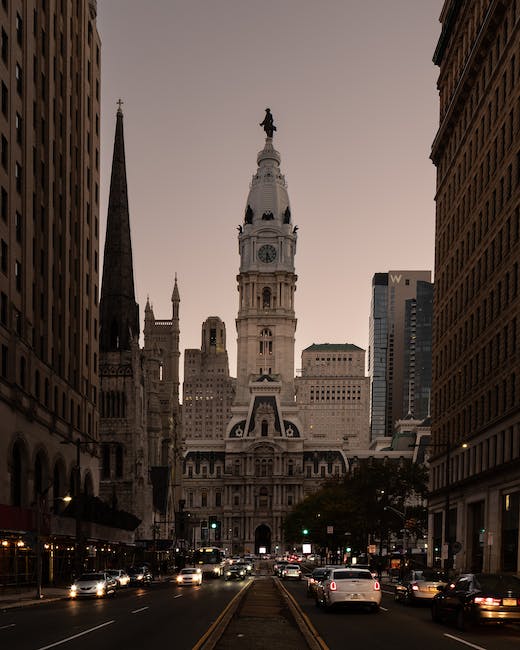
[34,620,115,650]
[131,606,149,614]
[0,623,15,630]
[173,594,183,599]
[443,633,488,650]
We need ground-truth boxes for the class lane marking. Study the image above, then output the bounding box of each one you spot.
[131,606,149,614]
[0,623,15,630]
[380,606,389,611]
[34,620,115,650]
[173,594,183,599]
[443,633,487,650]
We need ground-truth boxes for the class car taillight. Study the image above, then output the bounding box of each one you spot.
[411,582,419,591]
[374,581,381,591]
[474,596,501,606]
[329,581,337,591]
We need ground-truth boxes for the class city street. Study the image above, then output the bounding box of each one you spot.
[283,578,520,650]
[0,579,244,650]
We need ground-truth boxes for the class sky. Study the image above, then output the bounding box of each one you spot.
[98,0,441,382]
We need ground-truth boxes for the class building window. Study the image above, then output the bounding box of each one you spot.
[101,444,110,479]
[15,63,22,95]
[215,492,222,507]
[201,492,207,508]
[15,260,21,291]
[1,239,7,273]
[115,445,123,478]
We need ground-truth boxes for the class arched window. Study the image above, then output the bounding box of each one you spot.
[262,287,271,308]
[115,445,123,478]
[34,453,44,500]
[261,459,268,477]
[11,441,25,506]
[261,420,268,437]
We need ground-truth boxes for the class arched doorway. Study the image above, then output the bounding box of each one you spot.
[255,524,271,554]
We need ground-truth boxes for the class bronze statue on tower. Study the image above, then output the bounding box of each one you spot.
[260,108,276,138]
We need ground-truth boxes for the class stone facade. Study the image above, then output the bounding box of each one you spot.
[180,124,349,555]
[296,344,370,450]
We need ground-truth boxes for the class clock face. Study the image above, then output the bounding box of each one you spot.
[258,244,277,263]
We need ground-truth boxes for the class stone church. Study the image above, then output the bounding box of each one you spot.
[98,106,181,546]
[181,115,349,554]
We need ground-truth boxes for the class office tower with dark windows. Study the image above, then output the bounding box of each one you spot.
[430,0,520,573]
[403,280,433,421]
[0,0,101,574]
[368,271,432,443]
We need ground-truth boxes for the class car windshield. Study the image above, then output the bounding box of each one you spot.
[286,564,300,569]
[334,570,372,580]
[475,574,520,592]
[181,569,197,574]
[421,569,446,581]
[312,569,327,578]
[78,573,104,581]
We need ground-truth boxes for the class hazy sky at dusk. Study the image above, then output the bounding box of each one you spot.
[98,1,441,382]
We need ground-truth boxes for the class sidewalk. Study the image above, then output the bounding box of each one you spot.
[0,586,69,610]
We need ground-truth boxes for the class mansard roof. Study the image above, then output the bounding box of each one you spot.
[304,343,364,352]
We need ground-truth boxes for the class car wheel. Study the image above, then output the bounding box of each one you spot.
[456,608,473,632]
[431,603,442,623]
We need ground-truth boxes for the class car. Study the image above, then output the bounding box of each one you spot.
[315,567,382,612]
[235,560,253,575]
[281,564,302,580]
[106,569,130,588]
[69,572,118,598]
[345,563,378,579]
[127,566,153,585]
[225,564,247,581]
[307,568,331,598]
[394,569,447,604]
[273,560,289,576]
[176,567,203,586]
[431,573,520,630]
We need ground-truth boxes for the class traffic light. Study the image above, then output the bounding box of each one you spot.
[302,528,309,535]
[209,516,217,530]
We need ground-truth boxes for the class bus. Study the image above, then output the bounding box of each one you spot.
[192,547,226,578]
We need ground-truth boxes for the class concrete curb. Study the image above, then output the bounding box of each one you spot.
[193,578,253,650]
[0,596,65,611]
[274,578,328,650]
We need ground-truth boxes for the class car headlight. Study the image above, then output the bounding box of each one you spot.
[176,576,183,583]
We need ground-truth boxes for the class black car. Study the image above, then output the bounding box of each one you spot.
[127,566,153,585]
[224,564,247,581]
[432,573,520,630]
[306,568,330,598]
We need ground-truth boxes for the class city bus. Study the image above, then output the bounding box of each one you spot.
[192,546,226,578]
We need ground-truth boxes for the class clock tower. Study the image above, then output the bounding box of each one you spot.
[235,116,298,404]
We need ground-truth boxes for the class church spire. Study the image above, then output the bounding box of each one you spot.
[99,102,139,352]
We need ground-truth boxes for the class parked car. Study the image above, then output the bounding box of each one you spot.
[127,566,153,585]
[432,573,520,630]
[315,567,381,612]
[176,567,203,586]
[394,569,447,604]
[281,564,302,580]
[69,572,118,598]
[307,568,331,598]
[225,564,247,581]
[106,569,130,588]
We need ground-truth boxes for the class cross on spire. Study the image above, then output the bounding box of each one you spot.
[117,98,124,114]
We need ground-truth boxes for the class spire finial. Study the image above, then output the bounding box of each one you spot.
[117,98,124,115]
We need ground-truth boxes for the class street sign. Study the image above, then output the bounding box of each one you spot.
[327,526,334,534]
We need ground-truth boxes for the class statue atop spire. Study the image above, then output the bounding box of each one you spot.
[117,98,124,115]
[260,108,276,138]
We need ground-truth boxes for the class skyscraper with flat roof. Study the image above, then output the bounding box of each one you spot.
[368,271,432,442]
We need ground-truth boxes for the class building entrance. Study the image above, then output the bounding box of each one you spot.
[255,524,271,554]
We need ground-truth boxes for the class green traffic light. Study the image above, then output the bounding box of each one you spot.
[211,522,217,529]
[302,528,309,535]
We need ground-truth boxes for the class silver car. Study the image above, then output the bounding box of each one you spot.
[106,569,130,588]
[281,564,302,580]
[315,568,382,611]
[69,572,118,598]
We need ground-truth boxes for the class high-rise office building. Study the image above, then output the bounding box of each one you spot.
[368,271,432,442]
[430,0,520,572]
[182,317,235,441]
[0,0,101,579]
[296,343,370,450]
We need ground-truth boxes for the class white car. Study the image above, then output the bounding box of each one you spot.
[106,569,130,588]
[176,567,203,586]
[315,568,381,612]
[281,564,302,580]
[69,572,118,598]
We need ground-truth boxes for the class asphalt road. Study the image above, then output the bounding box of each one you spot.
[0,579,245,650]
[283,578,520,650]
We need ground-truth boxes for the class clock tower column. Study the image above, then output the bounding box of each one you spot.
[235,115,298,405]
